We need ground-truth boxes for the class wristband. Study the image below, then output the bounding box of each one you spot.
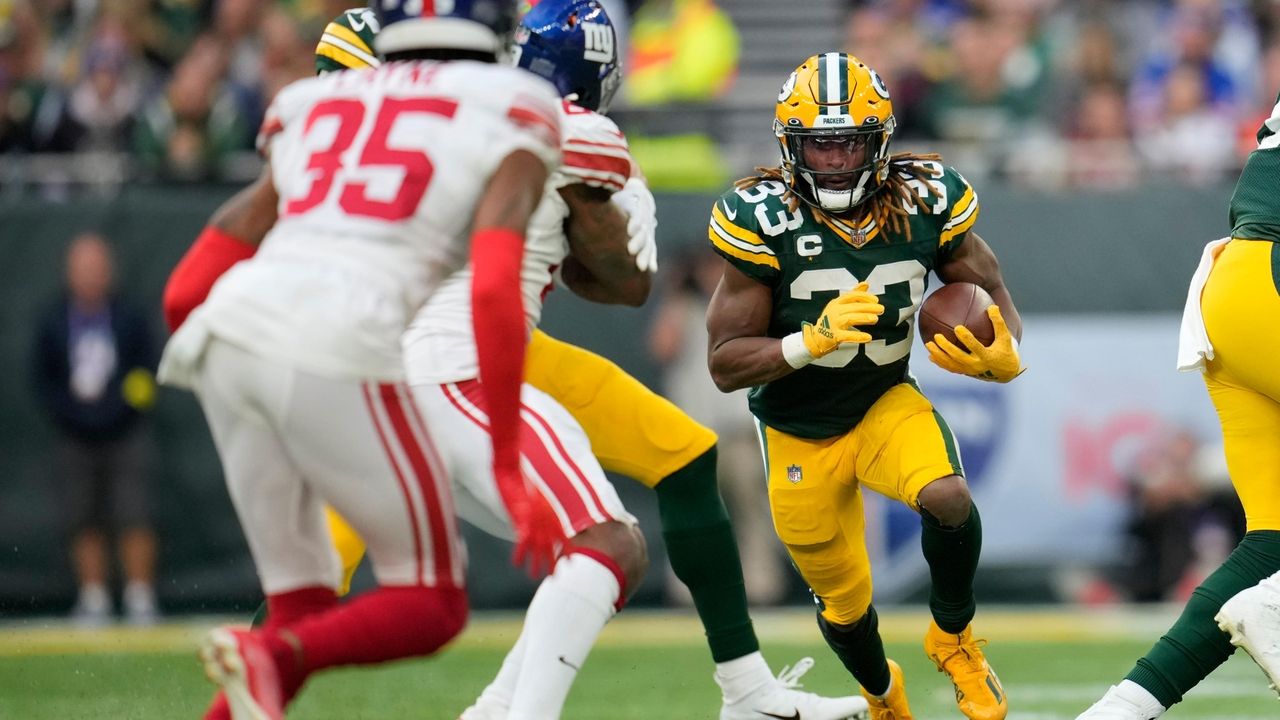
[781,332,815,369]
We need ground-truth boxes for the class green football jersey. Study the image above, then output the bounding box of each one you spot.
[708,159,979,439]
[315,8,382,75]
[1230,91,1280,243]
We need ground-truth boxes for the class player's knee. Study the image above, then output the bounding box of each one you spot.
[917,474,972,527]
[572,521,649,598]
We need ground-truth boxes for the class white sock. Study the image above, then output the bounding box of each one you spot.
[471,632,527,711]
[78,583,111,612]
[713,651,774,704]
[508,552,621,720]
[1113,680,1165,717]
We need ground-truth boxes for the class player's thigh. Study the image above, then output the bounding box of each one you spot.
[1203,375,1280,530]
[194,340,341,594]
[525,329,716,487]
[1203,239,1280,402]
[758,422,872,623]
[283,377,467,589]
[413,379,636,539]
[854,382,964,509]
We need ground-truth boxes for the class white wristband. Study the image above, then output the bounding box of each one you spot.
[781,332,815,369]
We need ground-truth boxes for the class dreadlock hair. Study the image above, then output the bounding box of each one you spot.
[733,152,944,241]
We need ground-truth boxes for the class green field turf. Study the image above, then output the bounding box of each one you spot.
[1,607,1277,718]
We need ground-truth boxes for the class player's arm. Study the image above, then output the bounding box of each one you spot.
[930,230,1025,382]
[934,230,1022,341]
[706,260,789,392]
[162,168,277,331]
[557,182,652,306]
[706,261,882,391]
[472,148,565,576]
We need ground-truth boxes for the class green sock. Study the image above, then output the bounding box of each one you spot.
[1127,530,1280,708]
[656,447,759,663]
[920,505,982,633]
[817,606,890,695]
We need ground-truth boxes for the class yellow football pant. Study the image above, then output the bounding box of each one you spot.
[758,383,962,625]
[1202,239,1280,531]
[326,329,718,593]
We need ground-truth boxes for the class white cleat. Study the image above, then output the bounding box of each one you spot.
[1075,685,1161,720]
[457,695,508,720]
[199,627,284,720]
[1216,581,1280,699]
[720,657,870,720]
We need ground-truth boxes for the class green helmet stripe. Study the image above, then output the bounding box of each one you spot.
[837,53,850,116]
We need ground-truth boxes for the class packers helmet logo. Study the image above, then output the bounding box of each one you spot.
[869,69,890,99]
[777,72,798,103]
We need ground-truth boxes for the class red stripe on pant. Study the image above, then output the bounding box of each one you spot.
[378,383,457,587]
[362,383,426,583]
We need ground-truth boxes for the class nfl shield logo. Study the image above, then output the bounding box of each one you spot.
[786,464,803,484]
[850,229,869,248]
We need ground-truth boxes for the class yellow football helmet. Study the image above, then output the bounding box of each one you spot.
[774,53,896,213]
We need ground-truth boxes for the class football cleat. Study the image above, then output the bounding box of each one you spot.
[924,621,1007,720]
[1074,685,1162,720]
[457,695,508,720]
[860,658,912,720]
[1216,578,1280,698]
[720,656,869,720]
[199,627,284,720]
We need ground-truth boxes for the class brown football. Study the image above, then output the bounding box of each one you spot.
[918,282,996,348]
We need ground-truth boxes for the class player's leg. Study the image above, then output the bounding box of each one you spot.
[526,330,868,720]
[856,382,1003,720]
[758,422,895,718]
[416,378,646,719]
[1080,240,1280,718]
[196,343,469,718]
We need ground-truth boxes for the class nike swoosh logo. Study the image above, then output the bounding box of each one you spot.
[558,655,581,672]
[723,202,738,221]
[761,712,800,720]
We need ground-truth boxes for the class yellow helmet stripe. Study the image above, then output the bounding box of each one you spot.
[325,22,377,59]
[318,30,380,69]
[708,226,780,270]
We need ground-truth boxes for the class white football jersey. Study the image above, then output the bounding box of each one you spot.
[189,61,562,381]
[404,100,634,384]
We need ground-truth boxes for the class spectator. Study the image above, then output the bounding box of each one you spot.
[32,232,160,626]
[45,25,144,154]
[1065,80,1140,189]
[649,248,789,606]
[132,34,250,181]
[1136,59,1236,184]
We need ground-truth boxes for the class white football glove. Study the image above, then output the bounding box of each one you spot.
[611,176,658,273]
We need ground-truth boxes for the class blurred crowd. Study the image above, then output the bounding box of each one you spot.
[2,0,1279,189]
[847,0,1280,188]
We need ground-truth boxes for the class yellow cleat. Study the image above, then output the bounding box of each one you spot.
[860,658,913,720]
[924,621,1008,720]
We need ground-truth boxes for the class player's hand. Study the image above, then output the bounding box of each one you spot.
[499,471,566,577]
[925,305,1025,383]
[611,177,658,273]
[801,283,884,358]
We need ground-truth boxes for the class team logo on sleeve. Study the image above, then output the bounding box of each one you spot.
[786,464,804,484]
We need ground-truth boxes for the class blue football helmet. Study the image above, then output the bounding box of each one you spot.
[513,0,621,113]
[370,0,519,58]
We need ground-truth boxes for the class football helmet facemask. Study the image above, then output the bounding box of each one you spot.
[775,53,896,214]
[513,0,621,113]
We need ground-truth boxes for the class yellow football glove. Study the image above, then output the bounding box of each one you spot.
[925,305,1025,383]
[801,282,884,357]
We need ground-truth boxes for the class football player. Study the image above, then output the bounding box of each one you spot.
[705,53,1026,720]
[168,5,868,720]
[1076,89,1280,719]
[159,1,564,718]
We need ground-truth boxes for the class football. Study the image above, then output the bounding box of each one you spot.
[918,282,996,348]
